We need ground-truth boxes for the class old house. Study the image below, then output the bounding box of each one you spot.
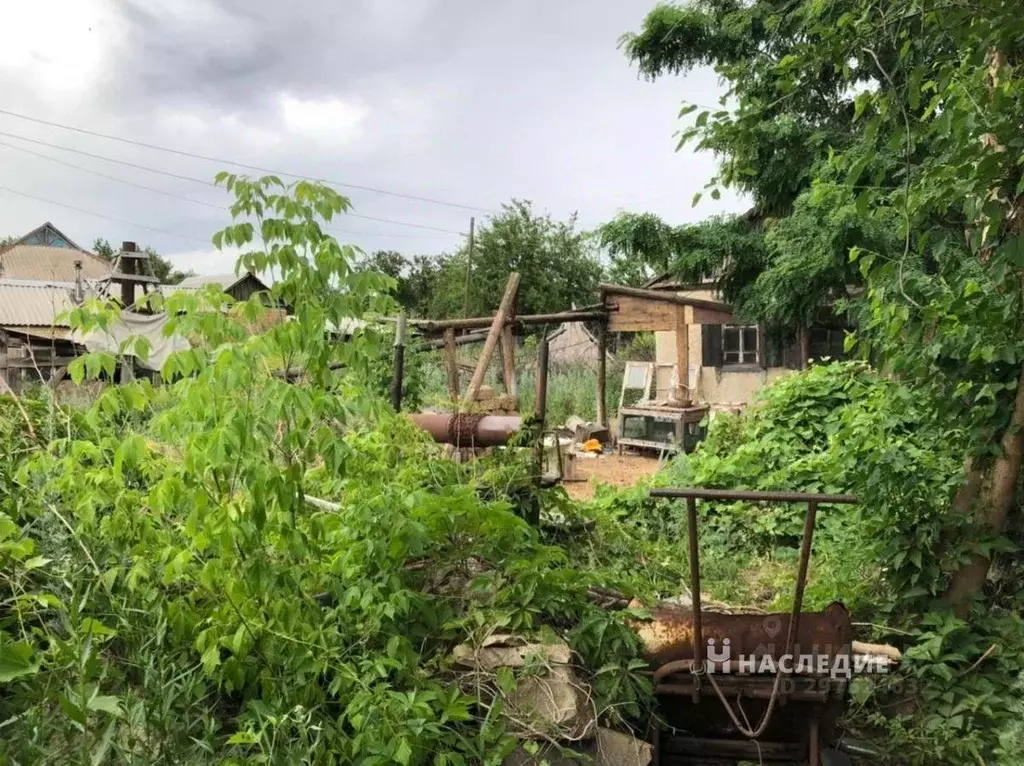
[602,277,849,413]
[0,223,109,389]
[0,222,111,282]
[0,279,93,389]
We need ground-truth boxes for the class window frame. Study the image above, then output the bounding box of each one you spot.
[721,324,760,367]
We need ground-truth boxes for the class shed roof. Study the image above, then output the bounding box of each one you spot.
[0,279,92,328]
[175,271,268,292]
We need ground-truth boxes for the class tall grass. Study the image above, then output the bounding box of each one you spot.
[416,350,624,426]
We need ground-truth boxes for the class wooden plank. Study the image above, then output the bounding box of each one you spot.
[618,437,681,453]
[464,273,520,403]
[691,305,735,325]
[500,325,517,396]
[7,356,79,368]
[443,328,460,400]
[600,282,732,312]
[606,295,676,332]
[675,306,689,401]
[413,308,605,333]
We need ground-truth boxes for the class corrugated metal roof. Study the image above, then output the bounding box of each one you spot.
[0,279,91,327]
[0,244,111,282]
[176,273,241,289]
[2,325,74,341]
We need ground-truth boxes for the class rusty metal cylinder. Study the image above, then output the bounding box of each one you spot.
[635,602,853,668]
[408,413,522,447]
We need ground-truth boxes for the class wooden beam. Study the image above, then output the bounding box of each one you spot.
[691,305,735,325]
[500,325,517,396]
[599,282,731,312]
[414,330,488,352]
[7,356,79,369]
[675,306,689,401]
[596,321,607,428]
[412,308,606,333]
[443,328,460,400]
[463,273,520,403]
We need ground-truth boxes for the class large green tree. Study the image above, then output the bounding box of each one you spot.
[429,200,604,319]
[356,250,442,317]
[624,1,1024,615]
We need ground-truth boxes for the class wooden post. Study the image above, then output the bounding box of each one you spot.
[443,328,460,400]
[463,216,475,317]
[0,330,8,392]
[675,306,689,402]
[390,310,407,411]
[596,320,607,428]
[120,241,137,307]
[463,273,520,403]
[536,336,550,424]
[500,326,517,396]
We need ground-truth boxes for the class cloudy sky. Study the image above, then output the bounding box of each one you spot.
[0,0,745,275]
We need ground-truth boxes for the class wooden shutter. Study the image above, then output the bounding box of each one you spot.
[763,328,782,368]
[702,324,723,367]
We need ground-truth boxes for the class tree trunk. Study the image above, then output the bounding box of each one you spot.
[943,361,1024,617]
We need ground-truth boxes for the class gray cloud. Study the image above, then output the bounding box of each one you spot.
[0,0,745,275]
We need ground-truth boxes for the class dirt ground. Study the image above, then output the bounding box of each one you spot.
[563,450,663,500]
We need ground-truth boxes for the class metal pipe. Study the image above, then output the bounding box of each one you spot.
[686,496,703,703]
[786,501,818,659]
[808,718,820,766]
[650,488,856,504]
[408,413,522,447]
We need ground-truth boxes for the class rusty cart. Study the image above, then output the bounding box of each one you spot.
[644,488,862,766]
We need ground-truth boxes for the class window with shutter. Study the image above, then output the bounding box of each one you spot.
[809,324,848,363]
[702,324,723,366]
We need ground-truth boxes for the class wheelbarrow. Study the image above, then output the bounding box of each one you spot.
[643,488,870,766]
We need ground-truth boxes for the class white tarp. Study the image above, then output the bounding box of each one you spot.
[75,311,190,372]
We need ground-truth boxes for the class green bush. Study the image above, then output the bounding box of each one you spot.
[572,360,1024,764]
[0,179,651,765]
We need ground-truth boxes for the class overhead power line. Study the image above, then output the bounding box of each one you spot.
[0,129,467,236]
[0,139,222,209]
[0,179,443,250]
[0,107,495,214]
[0,184,210,244]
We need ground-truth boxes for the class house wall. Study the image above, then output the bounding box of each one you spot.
[652,287,797,410]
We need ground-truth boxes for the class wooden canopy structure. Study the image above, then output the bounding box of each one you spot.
[410,276,750,429]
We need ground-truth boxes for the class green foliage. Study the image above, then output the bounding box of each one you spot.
[596,212,770,317]
[0,177,649,764]
[597,212,680,286]
[624,0,1024,458]
[356,250,443,317]
[654,362,968,612]
[430,200,604,320]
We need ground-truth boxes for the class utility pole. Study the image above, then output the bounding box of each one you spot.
[463,216,475,317]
